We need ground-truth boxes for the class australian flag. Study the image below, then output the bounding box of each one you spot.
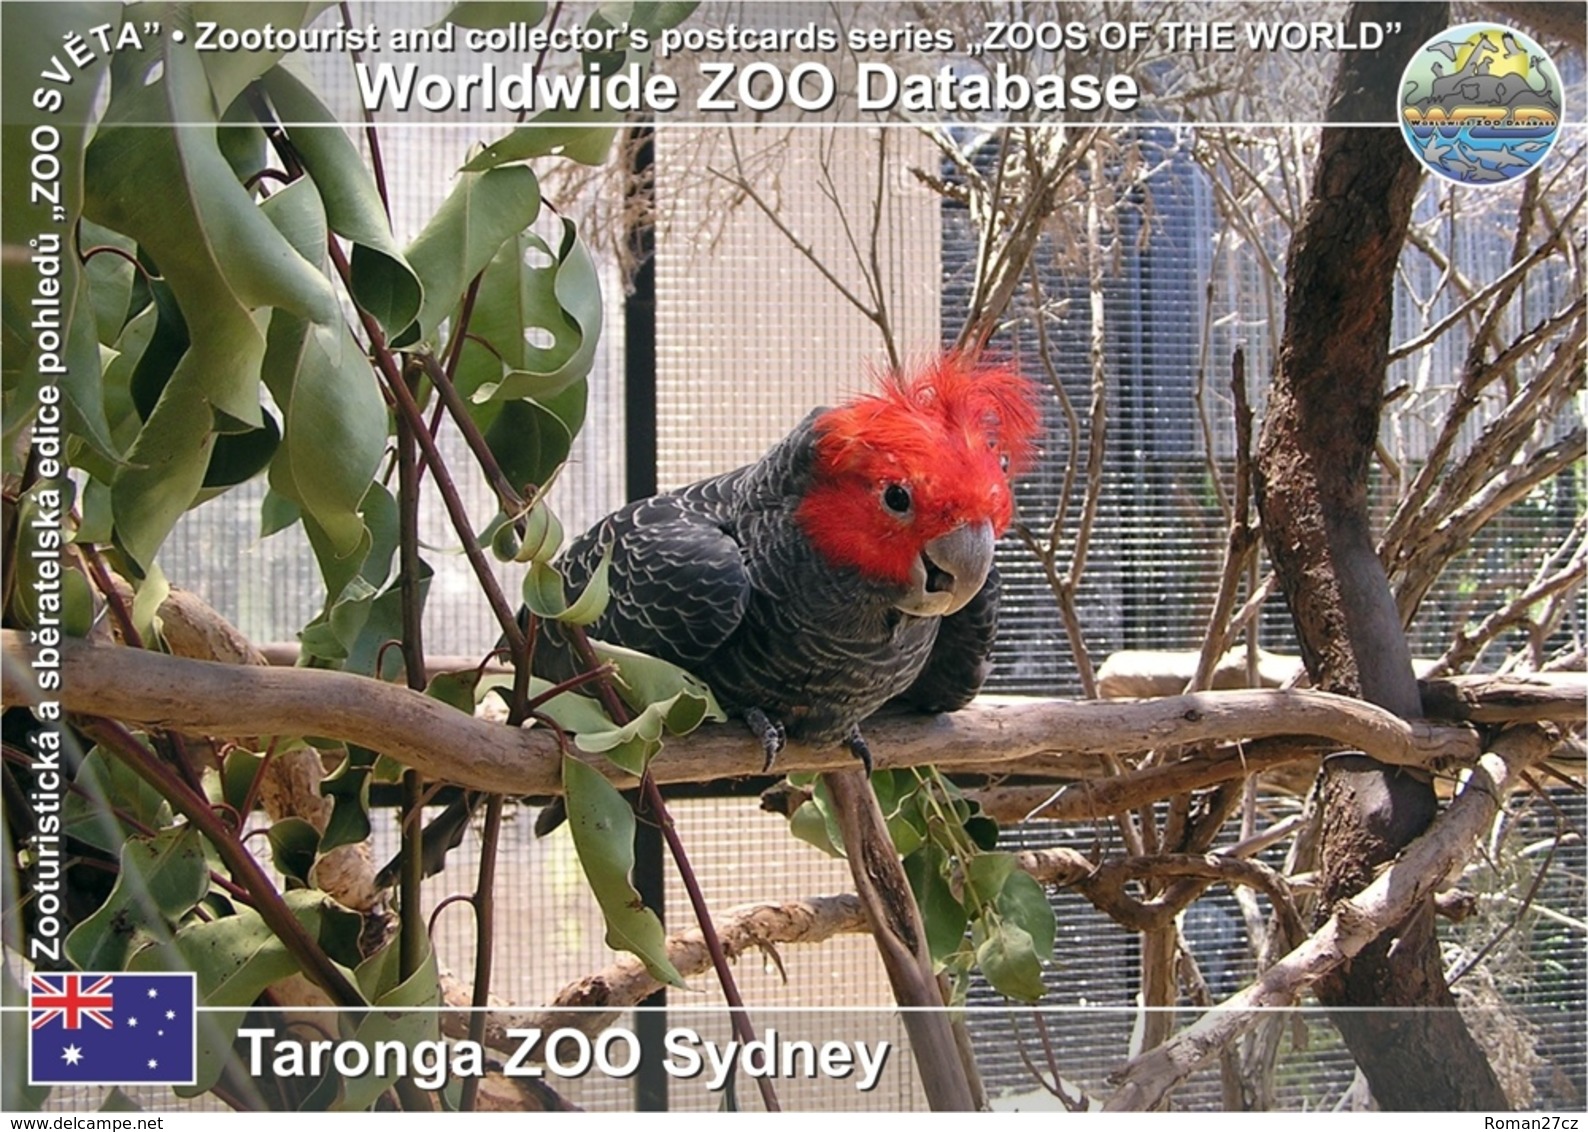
[29,972,197,1086]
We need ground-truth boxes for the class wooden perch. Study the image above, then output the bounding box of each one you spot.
[1102,723,1560,1112]
[4,632,1520,795]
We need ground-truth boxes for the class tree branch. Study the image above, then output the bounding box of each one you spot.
[5,632,1514,796]
[1103,723,1560,1111]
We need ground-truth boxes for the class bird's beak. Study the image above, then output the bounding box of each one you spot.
[897,520,995,617]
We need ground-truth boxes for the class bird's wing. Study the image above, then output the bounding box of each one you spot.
[559,489,751,670]
[890,564,1001,713]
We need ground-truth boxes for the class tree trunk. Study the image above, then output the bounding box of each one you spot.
[1252,1,1510,1110]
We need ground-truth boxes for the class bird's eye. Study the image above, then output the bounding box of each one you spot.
[882,483,912,514]
[999,452,1011,473]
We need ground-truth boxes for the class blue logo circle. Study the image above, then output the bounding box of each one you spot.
[1400,23,1563,184]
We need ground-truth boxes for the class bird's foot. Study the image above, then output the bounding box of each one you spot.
[844,726,874,775]
[745,707,786,771]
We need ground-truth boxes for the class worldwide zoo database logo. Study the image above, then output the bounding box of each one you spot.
[1400,22,1564,185]
[28,971,197,1086]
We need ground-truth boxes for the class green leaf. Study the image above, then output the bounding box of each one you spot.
[399,166,541,347]
[84,31,341,431]
[262,313,387,560]
[903,844,969,965]
[462,107,623,172]
[872,770,926,858]
[267,817,321,885]
[573,691,707,776]
[342,557,430,677]
[153,889,364,1095]
[109,365,215,574]
[562,754,686,987]
[788,798,841,859]
[65,826,210,971]
[440,0,548,29]
[128,559,170,644]
[602,1,699,35]
[974,917,1047,1003]
[996,871,1057,963]
[339,939,442,1111]
[521,679,614,735]
[509,497,564,563]
[10,483,93,637]
[166,888,366,1003]
[77,302,157,492]
[0,2,123,474]
[260,487,301,537]
[425,667,483,713]
[589,639,724,721]
[126,278,188,423]
[190,3,332,112]
[484,393,580,499]
[523,548,610,626]
[463,219,603,406]
[220,748,265,813]
[81,221,138,346]
[202,410,280,489]
[261,63,422,337]
[806,778,848,858]
[63,747,174,855]
[319,748,374,852]
[965,851,1018,903]
[98,1090,143,1113]
[965,814,1000,851]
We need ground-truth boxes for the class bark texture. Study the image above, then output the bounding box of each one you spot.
[1253,1,1509,1109]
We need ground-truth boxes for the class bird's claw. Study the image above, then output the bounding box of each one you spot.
[745,708,786,771]
[844,727,874,775]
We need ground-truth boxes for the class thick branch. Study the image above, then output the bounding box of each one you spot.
[3,633,1502,795]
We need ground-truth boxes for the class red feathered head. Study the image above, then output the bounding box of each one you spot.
[796,355,1040,611]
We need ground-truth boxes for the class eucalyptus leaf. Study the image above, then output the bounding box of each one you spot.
[84,32,340,430]
[484,396,577,498]
[261,63,422,337]
[153,889,364,1094]
[562,755,686,987]
[400,166,540,346]
[788,798,840,859]
[0,2,122,472]
[572,691,708,776]
[266,817,321,886]
[461,107,623,172]
[261,312,385,560]
[319,748,374,853]
[523,548,610,626]
[996,871,1057,963]
[974,918,1047,1003]
[903,844,969,965]
[65,826,210,972]
[64,747,174,855]
[81,220,137,346]
[462,219,602,406]
[110,367,215,574]
[220,748,265,814]
[190,3,332,112]
[338,938,441,1111]
[511,497,564,563]
[425,667,483,714]
[440,0,548,29]
[588,639,724,721]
